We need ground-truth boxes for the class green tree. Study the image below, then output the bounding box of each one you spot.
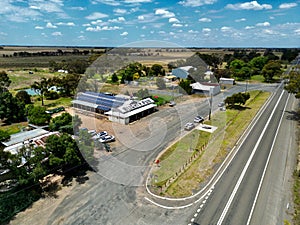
[0,71,11,93]
[0,92,26,123]
[27,106,51,126]
[31,77,49,106]
[156,77,166,90]
[285,70,300,98]
[15,90,32,104]
[150,64,165,76]
[0,130,10,142]
[262,60,282,82]
[229,59,251,79]
[225,92,250,107]
[178,79,192,95]
[249,56,268,74]
[46,134,82,169]
[49,112,72,133]
[111,73,119,83]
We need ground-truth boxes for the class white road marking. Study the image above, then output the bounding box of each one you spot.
[144,197,193,209]
[217,90,285,225]
[246,93,290,225]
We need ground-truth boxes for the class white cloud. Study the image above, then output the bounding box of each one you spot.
[29,0,65,13]
[169,18,180,23]
[82,23,91,27]
[235,18,246,22]
[86,26,121,32]
[295,29,300,35]
[91,0,120,6]
[124,0,152,3]
[256,21,270,27]
[202,28,211,32]
[138,15,145,20]
[70,7,86,11]
[279,3,297,9]
[52,31,62,36]
[245,26,255,29]
[35,26,44,29]
[221,26,232,32]
[56,22,75,26]
[91,20,103,25]
[188,30,199,33]
[262,29,277,35]
[155,9,175,18]
[85,12,109,20]
[114,8,127,14]
[108,17,126,23]
[120,31,128,36]
[78,35,86,40]
[172,23,183,27]
[226,1,272,10]
[199,17,212,22]
[46,22,57,28]
[179,0,217,7]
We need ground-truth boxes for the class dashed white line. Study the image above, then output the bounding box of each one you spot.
[194,213,198,217]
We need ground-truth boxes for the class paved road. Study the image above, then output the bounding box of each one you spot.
[190,86,298,225]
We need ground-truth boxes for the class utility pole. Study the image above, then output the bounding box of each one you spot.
[209,88,213,121]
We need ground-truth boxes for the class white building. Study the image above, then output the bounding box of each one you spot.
[219,77,235,85]
[190,82,221,96]
[105,98,157,125]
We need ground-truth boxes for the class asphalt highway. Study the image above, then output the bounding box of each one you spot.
[190,87,297,225]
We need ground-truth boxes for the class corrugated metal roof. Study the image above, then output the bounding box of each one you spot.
[2,128,49,147]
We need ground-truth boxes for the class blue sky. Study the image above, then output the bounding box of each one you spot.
[0,0,299,47]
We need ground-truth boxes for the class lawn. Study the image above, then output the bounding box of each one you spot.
[32,97,73,109]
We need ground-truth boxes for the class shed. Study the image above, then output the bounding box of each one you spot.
[190,82,221,96]
[219,78,235,85]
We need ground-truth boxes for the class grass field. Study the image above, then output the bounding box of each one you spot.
[151,90,270,197]
[7,69,55,90]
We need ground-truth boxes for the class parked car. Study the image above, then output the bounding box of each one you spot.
[218,102,225,107]
[169,101,176,107]
[194,116,204,123]
[184,122,195,131]
[88,130,97,136]
[91,131,108,140]
[99,135,115,143]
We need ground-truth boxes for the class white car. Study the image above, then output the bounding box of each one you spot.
[99,135,115,143]
[184,122,195,131]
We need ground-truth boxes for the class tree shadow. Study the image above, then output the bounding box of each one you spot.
[41,179,61,198]
[285,110,300,122]
[61,165,90,186]
[226,105,251,110]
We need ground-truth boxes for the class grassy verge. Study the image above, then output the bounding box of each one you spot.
[294,169,300,224]
[33,97,73,109]
[152,90,270,197]
[293,109,300,225]
[0,122,29,135]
